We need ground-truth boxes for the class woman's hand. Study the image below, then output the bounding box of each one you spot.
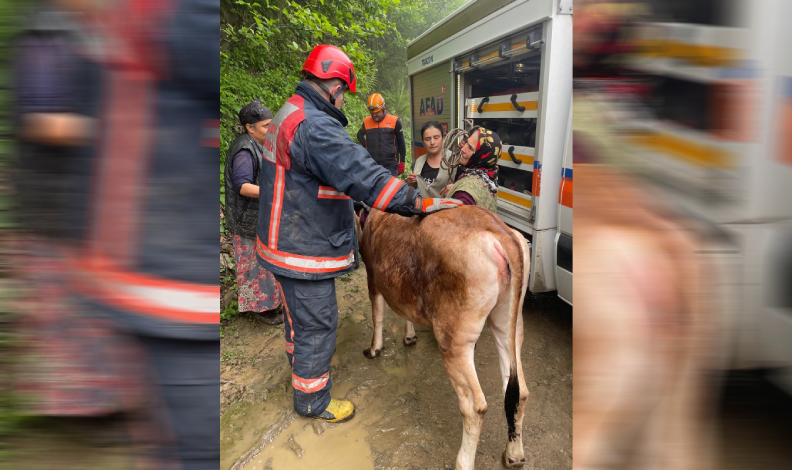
[439,184,453,197]
[406,173,417,185]
[240,183,260,198]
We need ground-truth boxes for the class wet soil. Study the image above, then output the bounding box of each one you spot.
[220,267,573,470]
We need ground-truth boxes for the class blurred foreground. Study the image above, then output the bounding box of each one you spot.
[574,1,792,468]
[1,0,219,468]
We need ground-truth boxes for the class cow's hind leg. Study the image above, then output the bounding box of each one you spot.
[403,320,417,346]
[441,339,488,470]
[364,290,385,359]
[488,309,529,468]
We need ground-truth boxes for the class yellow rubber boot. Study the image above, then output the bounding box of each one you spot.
[313,399,355,423]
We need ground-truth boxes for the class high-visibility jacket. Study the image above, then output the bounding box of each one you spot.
[356,113,406,169]
[257,82,419,281]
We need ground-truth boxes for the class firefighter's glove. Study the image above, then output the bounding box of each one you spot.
[414,196,463,215]
[398,162,405,175]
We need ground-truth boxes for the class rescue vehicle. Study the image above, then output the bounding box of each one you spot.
[600,0,792,394]
[407,0,573,304]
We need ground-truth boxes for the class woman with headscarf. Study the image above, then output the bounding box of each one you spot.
[223,99,283,324]
[440,126,501,213]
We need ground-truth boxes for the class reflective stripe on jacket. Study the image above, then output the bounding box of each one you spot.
[257,82,419,281]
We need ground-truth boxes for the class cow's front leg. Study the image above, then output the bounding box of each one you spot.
[363,290,385,359]
[403,320,417,346]
[442,340,487,470]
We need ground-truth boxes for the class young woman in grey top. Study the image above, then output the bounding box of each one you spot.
[406,121,456,198]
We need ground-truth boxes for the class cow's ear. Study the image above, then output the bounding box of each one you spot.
[353,201,366,217]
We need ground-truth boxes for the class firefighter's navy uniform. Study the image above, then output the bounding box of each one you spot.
[62,0,220,467]
[258,81,419,416]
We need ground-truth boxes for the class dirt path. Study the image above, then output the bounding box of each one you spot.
[221,267,572,470]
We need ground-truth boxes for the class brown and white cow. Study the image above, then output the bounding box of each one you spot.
[355,205,531,470]
[574,165,717,470]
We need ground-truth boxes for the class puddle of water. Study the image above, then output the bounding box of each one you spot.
[221,401,275,470]
[243,417,374,470]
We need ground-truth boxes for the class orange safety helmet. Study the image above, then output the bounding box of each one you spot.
[366,93,385,113]
[302,45,357,93]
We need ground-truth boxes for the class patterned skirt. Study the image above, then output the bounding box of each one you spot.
[12,237,148,416]
[232,234,281,312]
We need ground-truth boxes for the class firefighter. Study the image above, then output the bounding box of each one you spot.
[55,0,221,467]
[356,92,407,177]
[258,45,462,423]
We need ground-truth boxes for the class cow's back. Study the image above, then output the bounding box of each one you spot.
[360,206,521,326]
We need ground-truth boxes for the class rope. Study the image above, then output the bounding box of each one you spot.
[440,119,479,179]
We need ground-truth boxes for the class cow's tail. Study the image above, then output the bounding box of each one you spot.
[504,230,529,442]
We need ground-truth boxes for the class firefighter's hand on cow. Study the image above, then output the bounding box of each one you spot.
[414,196,463,215]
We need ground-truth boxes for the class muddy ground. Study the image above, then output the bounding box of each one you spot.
[220,266,573,470]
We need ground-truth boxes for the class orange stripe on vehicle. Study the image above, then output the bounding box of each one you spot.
[629,131,734,168]
[469,101,538,114]
[268,165,286,249]
[497,190,532,209]
[779,100,792,166]
[634,39,740,67]
[559,178,573,208]
[532,167,542,197]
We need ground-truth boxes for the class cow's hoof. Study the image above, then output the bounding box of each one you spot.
[363,348,381,359]
[502,451,526,468]
[403,336,417,346]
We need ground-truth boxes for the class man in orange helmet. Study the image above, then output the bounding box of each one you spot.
[357,92,407,177]
[258,45,462,423]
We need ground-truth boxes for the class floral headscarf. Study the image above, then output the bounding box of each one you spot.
[459,127,501,196]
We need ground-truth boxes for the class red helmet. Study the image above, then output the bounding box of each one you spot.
[302,45,357,93]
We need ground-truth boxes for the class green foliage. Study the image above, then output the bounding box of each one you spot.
[222,299,240,322]
[0,1,29,461]
[220,0,468,200]
[218,0,468,320]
